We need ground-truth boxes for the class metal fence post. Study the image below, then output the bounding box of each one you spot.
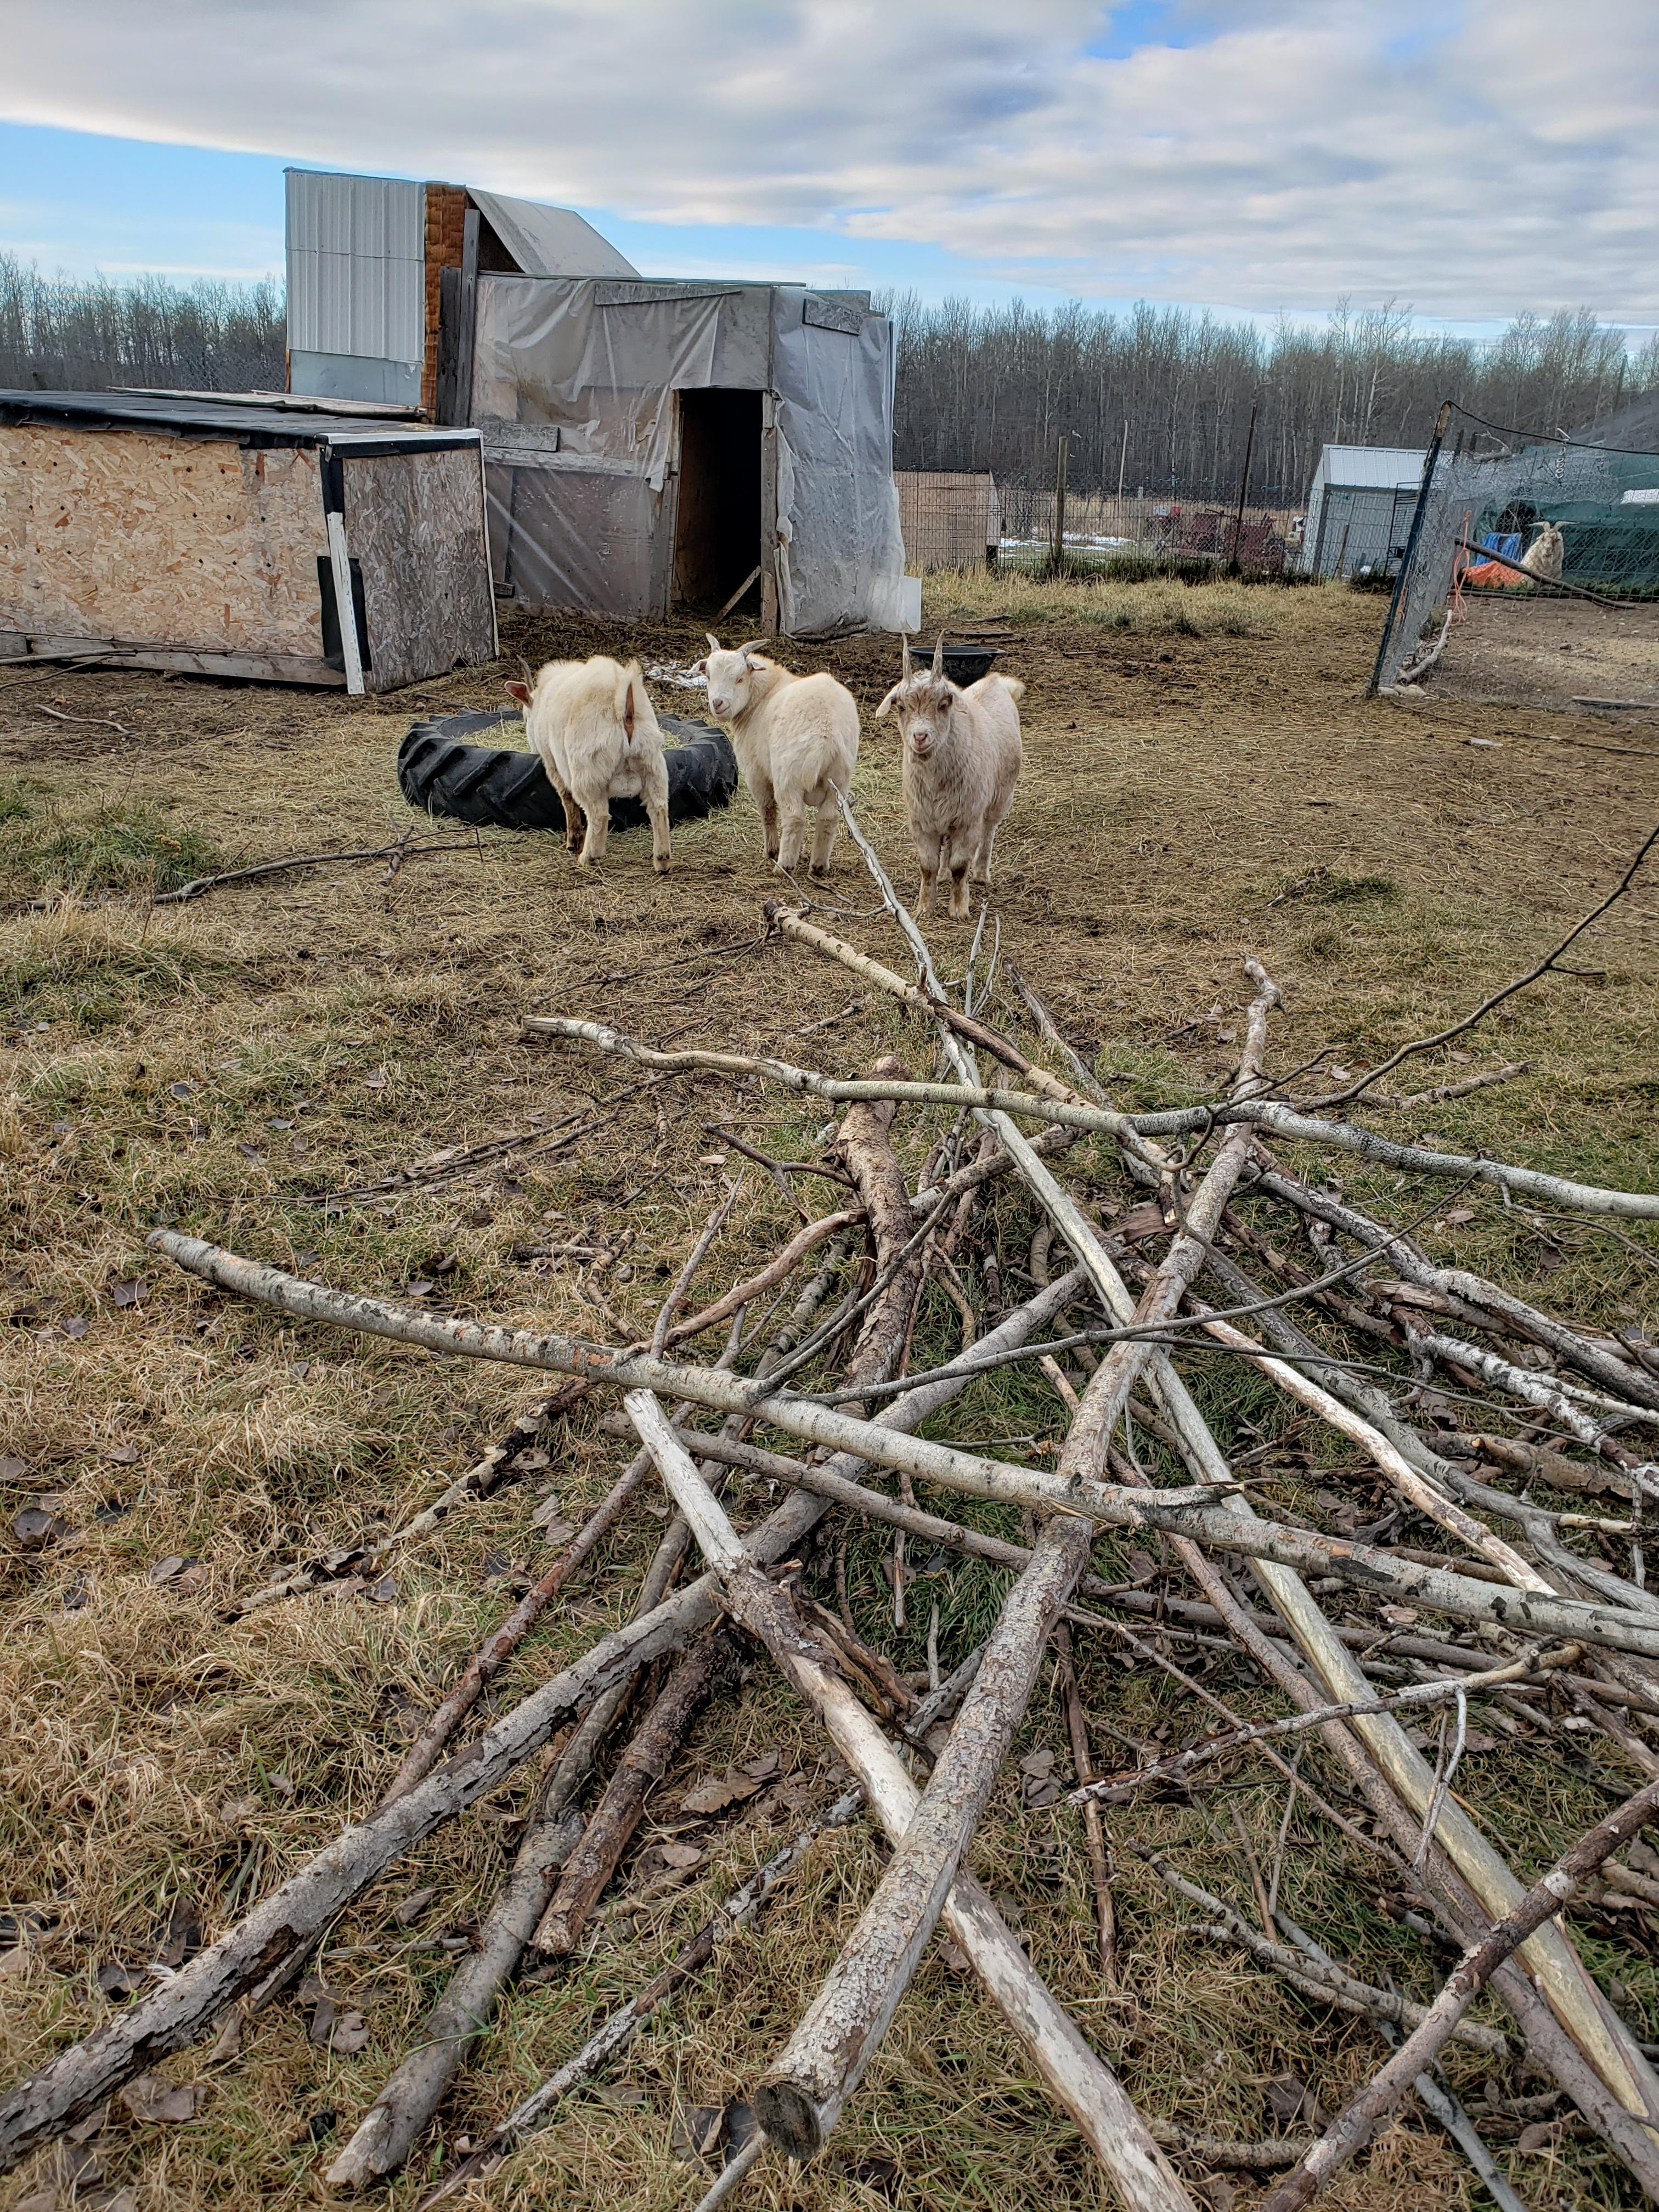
[1368,400,1452,696]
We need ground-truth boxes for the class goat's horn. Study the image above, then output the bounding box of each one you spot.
[516,654,535,687]
[705,633,721,653]
[901,636,912,677]
[932,631,945,675]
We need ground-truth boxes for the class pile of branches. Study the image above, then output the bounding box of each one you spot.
[4,804,1659,2212]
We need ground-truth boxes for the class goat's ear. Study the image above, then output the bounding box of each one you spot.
[874,685,900,721]
[623,682,636,738]
[505,679,532,704]
[689,657,707,676]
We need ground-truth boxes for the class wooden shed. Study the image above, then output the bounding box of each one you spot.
[0,390,496,693]
[895,471,1001,572]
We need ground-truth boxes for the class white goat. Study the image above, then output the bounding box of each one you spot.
[875,635,1022,919]
[1522,521,1565,582]
[693,634,859,876]
[505,656,670,871]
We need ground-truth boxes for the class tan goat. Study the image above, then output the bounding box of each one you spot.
[506,656,670,871]
[875,635,1022,918]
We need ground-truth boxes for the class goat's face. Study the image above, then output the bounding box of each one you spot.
[693,638,767,722]
[876,672,953,760]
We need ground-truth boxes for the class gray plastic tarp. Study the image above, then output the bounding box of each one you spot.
[471,275,906,633]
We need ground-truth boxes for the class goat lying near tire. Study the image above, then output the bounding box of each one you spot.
[506,656,670,871]
[876,635,1023,919]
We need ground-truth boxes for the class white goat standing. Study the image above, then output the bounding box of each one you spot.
[875,635,1023,919]
[693,634,859,876]
[1522,521,1565,582]
[506,656,670,871]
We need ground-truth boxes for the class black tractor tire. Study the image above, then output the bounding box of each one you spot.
[396,709,739,835]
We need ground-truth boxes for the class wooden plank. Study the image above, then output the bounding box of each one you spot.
[341,447,495,691]
[454,209,481,428]
[0,423,328,658]
[760,391,779,636]
[1,632,343,685]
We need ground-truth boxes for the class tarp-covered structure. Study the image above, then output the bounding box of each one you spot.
[471,276,909,637]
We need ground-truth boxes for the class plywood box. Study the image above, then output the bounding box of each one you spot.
[0,390,496,692]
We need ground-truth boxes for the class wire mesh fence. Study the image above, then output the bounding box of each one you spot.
[898,469,1304,577]
[1374,402,1659,692]
[0,255,285,397]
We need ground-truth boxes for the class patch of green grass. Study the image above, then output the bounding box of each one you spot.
[1,793,224,900]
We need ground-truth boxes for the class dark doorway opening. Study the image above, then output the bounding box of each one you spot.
[674,390,762,616]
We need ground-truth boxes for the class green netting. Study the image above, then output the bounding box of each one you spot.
[1375,403,1659,689]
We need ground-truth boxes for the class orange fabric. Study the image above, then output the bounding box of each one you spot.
[1460,558,1527,588]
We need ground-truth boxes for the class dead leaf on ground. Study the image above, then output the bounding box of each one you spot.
[157,1899,203,1968]
[95,1962,141,2001]
[679,1771,764,1816]
[104,1443,139,1464]
[146,1554,194,1584]
[208,2007,246,2062]
[326,2011,371,2054]
[740,1748,783,1780]
[13,1505,69,1549]
[393,1887,437,1926]
[657,1842,706,1870]
[120,2074,200,2123]
[366,1574,398,1603]
[110,1279,149,1310]
[0,1454,31,1480]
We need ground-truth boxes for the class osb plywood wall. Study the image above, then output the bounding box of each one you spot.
[343,446,494,689]
[0,424,328,654]
[423,185,468,419]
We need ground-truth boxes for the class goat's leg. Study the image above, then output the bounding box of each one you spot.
[775,795,809,876]
[542,761,585,855]
[972,821,1000,887]
[808,802,839,878]
[914,832,940,916]
[572,781,611,866]
[753,774,781,865]
[947,831,974,919]
[642,759,672,874]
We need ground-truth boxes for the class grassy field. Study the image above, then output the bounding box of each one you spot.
[2,572,1657,2212]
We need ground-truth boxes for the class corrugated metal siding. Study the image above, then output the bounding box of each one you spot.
[285,171,425,368]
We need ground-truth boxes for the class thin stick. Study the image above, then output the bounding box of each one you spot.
[1140,1857,1511,2057]
[691,2131,765,2211]
[526,1014,1659,1219]
[652,1174,747,1356]
[1073,1647,1567,1803]
[154,837,487,903]
[1257,1773,1659,2212]
[1289,818,1659,1111]
[663,1209,864,1348]
[1054,1621,1116,1981]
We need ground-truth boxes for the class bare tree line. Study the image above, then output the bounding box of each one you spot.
[0,252,285,396]
[883,295,1659,501]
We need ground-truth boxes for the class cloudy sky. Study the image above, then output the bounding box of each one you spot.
[2,0,1655,325]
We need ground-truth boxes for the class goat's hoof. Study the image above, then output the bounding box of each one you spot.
[653,856,672,874]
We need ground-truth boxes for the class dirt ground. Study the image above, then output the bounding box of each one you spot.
[1423,590,1659,720]
[2,575,1658,2212]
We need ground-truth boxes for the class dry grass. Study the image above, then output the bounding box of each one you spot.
[1,575,1656,2212]
[922,565,1335,639]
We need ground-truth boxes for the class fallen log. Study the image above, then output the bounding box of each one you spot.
[143,1232,1659,1660]
[622,1390,1194,2212]
[523,1015,1659,1218]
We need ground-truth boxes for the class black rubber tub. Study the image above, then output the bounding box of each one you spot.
[905,645,1002,686]
[397,709,738,834]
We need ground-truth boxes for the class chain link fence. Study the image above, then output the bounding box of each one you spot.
[1373,402,1659,692]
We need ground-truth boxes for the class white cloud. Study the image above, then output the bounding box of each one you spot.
[1,0,1655,318]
